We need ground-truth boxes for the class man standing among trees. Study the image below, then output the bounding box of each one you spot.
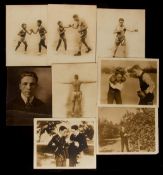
[120,124,129,152]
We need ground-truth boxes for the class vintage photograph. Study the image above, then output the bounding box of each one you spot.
[48,4,96,63]
[6,5,48,66]
[98,58,159,106]
[6,67,52,126]
[98,107,158,154]
[97,9,145,58]
[52,63,97,118]
[34,118,96,169]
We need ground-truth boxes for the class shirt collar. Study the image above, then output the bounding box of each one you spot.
[21,93,34,104]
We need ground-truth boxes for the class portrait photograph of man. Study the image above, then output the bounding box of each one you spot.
[6,67,52,126]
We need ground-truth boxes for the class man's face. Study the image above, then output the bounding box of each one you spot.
[119,20,124,26]
[19,76,37,98]
[132,69,140,77]
[71,129,78,136]
[74,75,78,80]
[22,24,27,29]
[37,22,41,27]
[59,22,63,27]
[60,129,68,137]
[73,16,79,22]
[116,74,122,82]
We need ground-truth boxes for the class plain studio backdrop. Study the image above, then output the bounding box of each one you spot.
[97,9,145,58]
[7,67,52,114]
[100,59,158,105]
[48,4,96,63]
[52,63,97,118]
[6,5,48,66]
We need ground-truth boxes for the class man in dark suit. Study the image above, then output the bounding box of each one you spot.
[48,126,69,167]
[68,125,88,167]
[6,71,49,125]
[120,125,129,152]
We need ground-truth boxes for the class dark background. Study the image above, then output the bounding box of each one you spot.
[1,0,162,174]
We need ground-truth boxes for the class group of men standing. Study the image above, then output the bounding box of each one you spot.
[48,124,88,167]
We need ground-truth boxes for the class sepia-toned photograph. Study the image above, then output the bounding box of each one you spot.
[98,107,158,154]
[34,118,96,169]
[52,63,97,118]
[6,5,48,66]
[98,58,159,107]
[97,9,145,58]
[48,4,96,63]
[6,67,52,126]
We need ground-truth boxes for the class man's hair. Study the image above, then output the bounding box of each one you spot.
[57,21,62,25]
[19,71,38,83]
[37,20,42,24]
[128,65,142,73]
[119,18,124,22]
[71,125,78,130]
[74,74,79,79]
[59,126,67,131]
[73,14,78,19]
[21,23,26,28]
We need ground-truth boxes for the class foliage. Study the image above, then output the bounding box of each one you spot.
[121,108,155,152]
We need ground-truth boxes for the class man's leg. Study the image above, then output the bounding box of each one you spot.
[23,41,28,51]
[15,41,21,51]
[72,99,76,115]
[121,39,126,57]
[138,97,146,105]
[81,38,91,53]
[124,139,129,152]
[41,39,47,49]
[113,39,120,57]
[74,40,82,56]
[107,88,115,104]
[56,156,63,167]
[56,38,62,51]
[121,139,124,152]
[145,93,154,105]
[115,90,122,104]
[39,39,47,53]
[63,38,67,51]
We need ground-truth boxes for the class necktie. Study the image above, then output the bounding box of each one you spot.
[25,98,32,111]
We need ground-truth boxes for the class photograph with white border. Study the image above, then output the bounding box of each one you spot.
[6,5,48,66]
[52,63,97,118]
[98,58,159,107]
[97,107,158,155]
[48,4,96,63]
[97,9,145,58]
[34,118,96,169]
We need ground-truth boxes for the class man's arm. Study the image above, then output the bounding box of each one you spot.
[78,21,88,32]
[31,28,39,34]
[59,82,73,84]
[126,28,138,32]
[142,73,155,94]
[71,23,79,29]
[81,81,96,84]
[25,29,32,35]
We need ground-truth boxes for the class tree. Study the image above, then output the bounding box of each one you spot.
[121,108,155,152]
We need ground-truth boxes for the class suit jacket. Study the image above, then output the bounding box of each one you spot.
[70,133,88,153]
[7,95,48,114]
